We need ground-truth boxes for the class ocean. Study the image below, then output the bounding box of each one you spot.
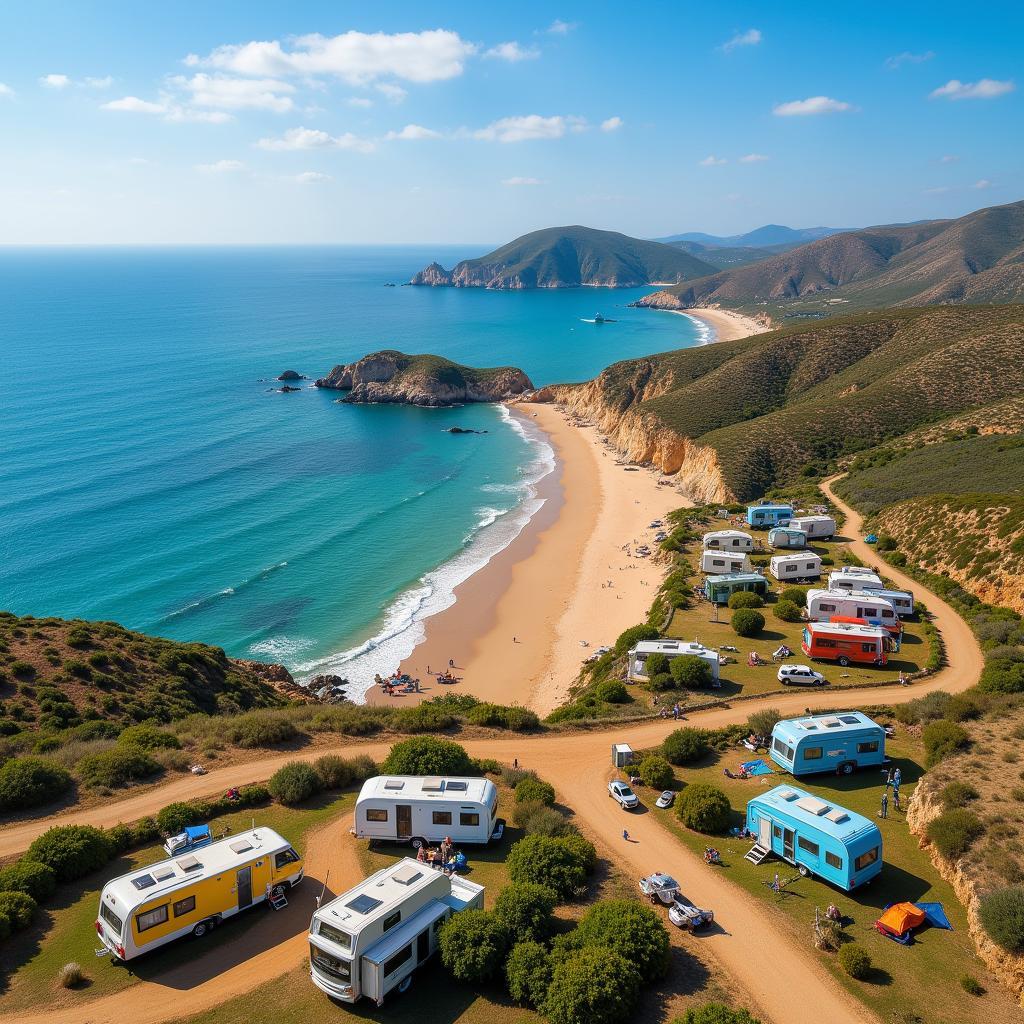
[0,246,704,700]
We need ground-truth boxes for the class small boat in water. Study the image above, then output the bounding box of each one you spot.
[592,313,617,324]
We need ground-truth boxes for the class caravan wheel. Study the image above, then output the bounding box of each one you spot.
[192,920,211,939]
[838,656,850,667]
[798,864,810,878]
[397,974,413,994]
[410,837,426,850]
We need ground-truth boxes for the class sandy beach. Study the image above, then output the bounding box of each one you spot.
[674,306,769,342]
[370,402,683,714]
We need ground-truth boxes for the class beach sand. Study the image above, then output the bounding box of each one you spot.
[675,306,769,342]
[370,403,683,714]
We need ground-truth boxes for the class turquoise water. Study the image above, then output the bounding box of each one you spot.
[0,247,702,698]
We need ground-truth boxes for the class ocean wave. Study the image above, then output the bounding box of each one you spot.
[158,561,288,624]
[249,635,317,660]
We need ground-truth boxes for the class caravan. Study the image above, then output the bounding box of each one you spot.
[805,589,901,635]
[801,621,890,666]
[746,502,794,528]
[786,515,837,540]
[702,529,754,553]
[769,553,823,582]
[768,711,886,776]
[701,550,752,575]
[768,527,808,549]
[627,640,720,684]
[828,567,884,592]
[703,572,770,605]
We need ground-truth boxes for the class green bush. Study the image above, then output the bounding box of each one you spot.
[0,890,37,933]
[731,609,765,638]
[438,909,508,983]
[677,783,731,833]
[637,755,674,790]
[837,943,871,980]
[773,600,803,623]
[76,747,161,788]
[614,624,660,654]
[0,756,73,810]
[648,671,676,692]
[559,832,597,874]
[979,887,1024,953]
[926,809,985,860]
[465,702,540,731]
[0,860,56,902]
[381,736,472,776]
[156,800,211,836]
[106,823,133,854]
[393,703,456,733]
[27,825,112,882]
[644,653,670,677]
[746,707,781,739]
[728,592,764,610]
[268,761,323,805]
[941,781,979,809]
[670,655,713,689]
[513,801,573,837]
[961,975,984,996]
[493,883,557,942]
[507,835,588,900]
[780,587,808,608]
[677,1006,762,1024]
[312,754,376,789]
[572,899,670,982]
[594,680,628,704]
[978,650,1024,694]
[894,690,951,725]
[515,777,556,806]
[132,816,160,845]
[542,947,641,1024]
[506,940,552,1007]
[230,711,299,748]
[663,727,710,765]
[117,725,180,750]
[922,720,969,767]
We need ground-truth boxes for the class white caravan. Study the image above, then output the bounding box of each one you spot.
[769,553,823,582]
[309,858,484,1005]
[702,529,755,553]
[627,639,721,684]
[806,589,900,631]
[700,550,752,575]
[787,515,837,540]
[828,568,884,592]
[353,776,503,849]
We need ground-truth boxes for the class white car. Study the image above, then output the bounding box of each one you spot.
[668,896,714,931]
[777,664,827,687]
[608,780,639,809]
[638,872,680,905]
[655,791,675,809]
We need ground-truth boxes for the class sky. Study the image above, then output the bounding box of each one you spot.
[0,1,1021,244]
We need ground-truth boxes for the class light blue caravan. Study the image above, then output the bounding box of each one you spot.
[769,712,886,776]
[746,502,794,528]
[702,572,770,605]
[768,527,807,549]
[745,785,883,891]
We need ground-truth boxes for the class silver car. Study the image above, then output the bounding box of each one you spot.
[655,791,675,809]
[608,780,639,809]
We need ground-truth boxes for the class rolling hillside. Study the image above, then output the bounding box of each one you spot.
[409,225,718,289]
[656,224,850,247]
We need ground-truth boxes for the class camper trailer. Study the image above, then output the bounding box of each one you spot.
[877,588,915,616]
[701,550,752,575]
[768,527,808,550]
[806,589,901,635]
[309,858,484,1006]
[95,827,303,962]
[801,621,890,666]
[703,572,770,605]
[627,640,720,684]
[744,786,883,891]
[828,567,884,592]
[702,529,754,553]
[353,776,503,849]
[746,502,794,528]
[769,553,823,582]
[787,515,837,540]
[768,711,886,776]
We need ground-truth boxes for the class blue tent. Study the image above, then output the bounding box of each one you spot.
[915,902,953,931]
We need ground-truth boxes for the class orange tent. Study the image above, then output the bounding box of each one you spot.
[876,902,926,939]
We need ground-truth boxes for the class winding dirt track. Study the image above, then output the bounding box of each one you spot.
[1,482,984,1024]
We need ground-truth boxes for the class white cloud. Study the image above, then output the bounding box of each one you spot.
[699,155,727,166]
[547,20,577,35]
[502,176,543,186]
[471,114,585,142]
[930,78,1015,100]
[40,73,71,89]
[0,82,14,97]
[923,186,951,195]
[484,42,540,62]
[171,73,295,112]
[939,154,959,163]
[739,152,769,162]
[347,97,373,108]
[973,178,993,189]
[293,171,333,184]
[84,75,113,89]
[256,126,375,152]
[102,95,167,114]
[196,159,245,174]
[165,107,233,124]
[193,29,476,85]
[42,72,113,90]
[600,116,623,132]
[375,82,407,103]
[773,95,855,116]
[384,124,442,140]
[885,51,934,70]
[722,28,762,52]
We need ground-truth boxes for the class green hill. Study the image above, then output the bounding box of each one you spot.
[409,225,718,289]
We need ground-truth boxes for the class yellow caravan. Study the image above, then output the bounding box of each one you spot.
[95,826,303,961]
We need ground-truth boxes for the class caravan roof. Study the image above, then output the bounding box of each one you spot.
[773,710,882,747]
[358,776,495,803]
[753,784,877,842]
[703,529,752,542]
[632,640,717,658]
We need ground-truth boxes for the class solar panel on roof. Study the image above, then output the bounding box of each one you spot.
[839,715,860,724]
[346,894,382,914]
[445,780,467,792]
[131,873,157,890]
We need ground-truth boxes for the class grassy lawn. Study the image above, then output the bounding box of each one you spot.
[638,732,1019,1024]
[0,791,357,1011]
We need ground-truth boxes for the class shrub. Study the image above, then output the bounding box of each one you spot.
[637,754,674,790]
[677,1006,763,1024]
[614,624,659,654]
[506,940,552,1007]
[926,809,984,860]
[513,800,572,836]
[941,781,979,809]
[746,707,781,739]
[922,720,969,767]
[268,761,323,805]
[670,655,713,689]
[542,947,641,1024]
[0,890,37,932]
[0,756,73,810]
[780,587,808,608]
[677,783,731,833]
[945,692,985,722]
[648,671,676,692]
[106,822,133,854]
[117,725,180,751]
[507,835,588,900]
[438,909,508,983]
[231,711,299,748]
[313,755,354,789]
[493,883,557,942]
[132,816,160,844]
[644,653,670,677]
[465,702,541,731]
[559,832,597,874]
[502,766,535,789]
[27,825,112,882]
[381,736,472,776]
[594,680,628,704]
[573,899,670,982]
[978,649,1024,695]
[10,660,36,680]
[76,747,161,788]
[979,886,1024,953]
[837,943,871,980]
[731,609,765,638]
[394,703,456,733]
[728,591,764,610]
[894,690,951,725]
[58,962,85,989]
[0,860,57,901]
[961,975,984,996]
[515,777,556,806]
[156,800,210,836]
[663,727,710,765]
[773,600,803,623]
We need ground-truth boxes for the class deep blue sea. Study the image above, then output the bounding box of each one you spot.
[0,247,703,699]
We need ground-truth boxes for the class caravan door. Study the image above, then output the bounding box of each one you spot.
[757,816,771,850]
[783,828,795,862]
[396,805,412,840]
[237,866,253,909]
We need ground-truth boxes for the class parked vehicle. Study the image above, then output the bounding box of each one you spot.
[608,780,639,809]
[768,527,808,550]
[702,529,754,552]
[627,639,720,684]
[777,664,827,687]
[668,895,715,930]
[638,872,680,905]
[787,515,836,540]
[701,549,752,575]
[768,711,886,776]
[828,567,884,592]
[655,791,675,809]
[805,588,901,635]
[769,553,823,582]
[865,534,878,544]
[876,587,915,616]
[703,572,770,605]
[96,827,303,962]
[746,502,794,528]
[801,621,891,666]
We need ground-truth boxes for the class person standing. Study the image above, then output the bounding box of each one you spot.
[880,790,888,819]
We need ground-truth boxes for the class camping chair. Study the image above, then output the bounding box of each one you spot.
[268,884,289,911]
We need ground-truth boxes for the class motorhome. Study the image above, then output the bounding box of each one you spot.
[769,553,823,582]
[746,502,794,528]
[877,587,915,616]
[828,567,884,592]
[744,786,883,891]
[701,529,754,553]
[701,550,752,575]
[627,639,720,684]
[805,589,901,635]
[768,527,808,549]
[786,515,837,540]
[353,776,504,849]
[95,827,303,962]
[703,572,770,605]
[801,621,890,666]
[309,858,484,1005]
[768,711,886,776]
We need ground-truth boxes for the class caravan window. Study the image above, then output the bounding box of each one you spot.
[856,740,879,753]
[803,747,823,761]
[860,643,875,653]
[460,812,480,826]
[797,837,820,857]
[855,847,879,871]
[275,848,300,869]
[173,895,196,917]
[318,921,352,950]
[820,603,836,613]
[136,904,169,933]
[772,737,795,761]
[382,911,401,932]
[366,808,388,822]
[772,824,782,840]
[432,811,452,825]
[100,902,123,935]
[825,851,842,870]
[383,944,412,977]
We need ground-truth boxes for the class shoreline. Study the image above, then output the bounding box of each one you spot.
[670,306,770,343]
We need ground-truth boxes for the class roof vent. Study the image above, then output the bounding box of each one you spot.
[445,780,468,792]
[384,779,405,790]
[778,789,799,801]
[825,809,850,824]
[820,717,843,728]
[176,855,201,872]
[230,839,254,854]
[152,866,176,882]
[796,796,830,816]
[392,865,423,886]
[421,777,444,792]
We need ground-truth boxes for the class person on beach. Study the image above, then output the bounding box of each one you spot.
[448,658,454,668]
[622,829,630,842]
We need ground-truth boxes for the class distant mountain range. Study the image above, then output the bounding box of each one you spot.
[656,224,851,249]
[409,226,718,289]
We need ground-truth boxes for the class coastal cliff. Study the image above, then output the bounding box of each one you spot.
[315,350,533,407]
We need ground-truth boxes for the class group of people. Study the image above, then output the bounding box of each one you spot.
[652,697,685,720]
[375,671,420,696]
[416,835,466,875]
[879,766,903,818]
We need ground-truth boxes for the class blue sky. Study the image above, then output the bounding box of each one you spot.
[0,1,1020,243]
